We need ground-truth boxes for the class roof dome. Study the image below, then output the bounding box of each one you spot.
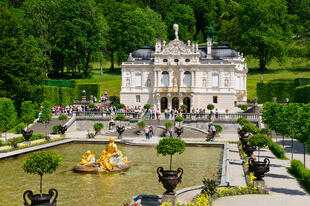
[132,46,154,60]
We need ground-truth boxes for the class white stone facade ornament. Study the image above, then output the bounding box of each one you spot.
[173,24,179,40]
[127,53,134,61]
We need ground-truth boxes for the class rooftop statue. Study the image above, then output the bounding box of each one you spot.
[73,138,130,173]
[173,24,179,40]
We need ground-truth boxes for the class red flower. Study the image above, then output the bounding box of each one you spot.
[254,157,256,160]
[207,178,210,181]
[134,203,138,206]
[212,172,215,177]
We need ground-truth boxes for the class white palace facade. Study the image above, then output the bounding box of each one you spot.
[120,24,247,113]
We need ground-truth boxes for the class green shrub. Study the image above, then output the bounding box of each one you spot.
[21,101,36,127]
[237,117,250,126]
[296,85,310,103]
[175,116,184,122]
[137,121,146,128]
[143,104,151,109]
[58,114,68,121]
[29,134,45,141]
[207,104,215,110]
[0,139,3,146]
[268,140,287,159]
[259,128,271,136]
[22,152,62,195]
[116,114,126,121]
[52,125,61,134]
[214,124,222,133]
[181,104,188,109]
[43,86,60,106]
[290,160,305,178]
[257,82,296,103]
[88,103,95,108]
[117,104,126,109]
[0,98,18,135]
[15,124,25,134]
[164,121,173,129]
[109,96,120,105]
[238,104,248,111]
[94,123,104,134]
[249,134,271,149]
[242,123,258,134]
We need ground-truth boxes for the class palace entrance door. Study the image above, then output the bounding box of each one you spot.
[161,97,168,112]
[183,97,190,112]
[172,97,179,109]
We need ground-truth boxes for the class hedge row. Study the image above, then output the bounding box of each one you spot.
[42,80,74,87]
[74,84,100,100]
[295,85,310,103]
[295,78,310,87]
[289,160,310,192]
[268,140,287,159]
[257,83,296,103]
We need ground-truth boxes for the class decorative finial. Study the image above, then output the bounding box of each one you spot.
[173,24,179,40]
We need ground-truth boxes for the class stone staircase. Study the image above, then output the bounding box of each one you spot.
[29,117,70,134]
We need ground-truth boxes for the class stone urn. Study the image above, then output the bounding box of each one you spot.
[116,126,125,139]
[174,127,183,138]
[23,188,58,206]
[242,143,255,157]
[157,167,183,195]
[22,130,33,141]
[60,126,67,134]
[248,158,270,180]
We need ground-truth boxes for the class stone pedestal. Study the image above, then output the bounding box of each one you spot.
[254,179,265,188]
[162,194,176,206]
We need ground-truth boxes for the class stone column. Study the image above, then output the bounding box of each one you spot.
[168,69,173,88]
[179,69,184,88]
[167,94,172,109]
[179,94,183,106]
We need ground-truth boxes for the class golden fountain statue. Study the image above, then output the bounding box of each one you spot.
[73,138,130,173]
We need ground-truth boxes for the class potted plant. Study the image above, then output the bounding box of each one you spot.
[174,116,184,137]
[58,114,68,134]
[164,122,173,137]
[238,104,248,112]
[52,125,61,134]
[181,104,188,113]
[94,122,104,135]
[88,103,95,109]
[8,137,19,148]
[207,104,214,111]
[240,123,258,145]
[23,151,62,206]
[117,103,126,111]
[116,114,126,139]
[143,104,151,119]
[156,137,185,195]
[137,121,146,135]
[248,134,271,180]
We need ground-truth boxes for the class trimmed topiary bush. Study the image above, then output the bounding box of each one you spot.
[214,124,222,133]
[15,123,26,134]
[94,123,104,134]
[117,104,126,109]
[237,117,250,126]
[156,137,185,170]
[207,104,215,110]
[88,103,95,108]
[249,133,271,161]
[137,121,146,128]
[143,104,151,109]
[52,125,61,134]
[22,152,62,195]
[116,114,126,121]
[238,104,248,111]
[242,123,259,134]
[164,121,173,129]
[175,116,184,122]
[181,104,188,110]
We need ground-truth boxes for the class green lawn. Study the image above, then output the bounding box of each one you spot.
[54,57,310,99]
[246,57,310,100]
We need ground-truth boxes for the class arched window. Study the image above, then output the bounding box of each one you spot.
[135,73,142,87]
[183,71,191,87]
[146,79,151,87]
[161,71,169,87]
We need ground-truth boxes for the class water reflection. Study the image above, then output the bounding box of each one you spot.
[0,143,222,206]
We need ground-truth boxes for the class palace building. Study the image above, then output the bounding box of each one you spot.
[120,24,247,112]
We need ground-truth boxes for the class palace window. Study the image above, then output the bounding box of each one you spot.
[136,95,140,103]
[161,71,169,87]
[185,59,190,62]
[213,96,218,103]
[135,73,142,87]
[212,74,219,88]
[183,71,191,87]
[163,59,168,62]
[174,59,179,62]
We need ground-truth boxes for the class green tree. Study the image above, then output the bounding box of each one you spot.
[21,100,35,130]
[0,5,45,106]
[226,0,293,70]
[0,98,17,141]
[40,101,52,136]
[165,3,196,41]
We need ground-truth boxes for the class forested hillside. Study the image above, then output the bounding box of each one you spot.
[0,0,309,106]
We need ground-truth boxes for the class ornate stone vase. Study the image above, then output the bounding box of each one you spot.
[23,188,58,206]
[174,127,183,138]
[116,126,125,139]
[242,143,255,157]
[22,130,33,141]
[60,126,67,134]
[248,158,270,180]
[157,167,183,195]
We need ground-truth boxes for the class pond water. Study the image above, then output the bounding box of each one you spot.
[0,143,223,206]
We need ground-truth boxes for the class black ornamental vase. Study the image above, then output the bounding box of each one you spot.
[116,126,125,139]
[157,167,183,195]
[175,127,183,138]
[248,158,270,180]
[23,188,58,206]
[242,144,255,157]
[22,130,33,141]
[60,126,67,134]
